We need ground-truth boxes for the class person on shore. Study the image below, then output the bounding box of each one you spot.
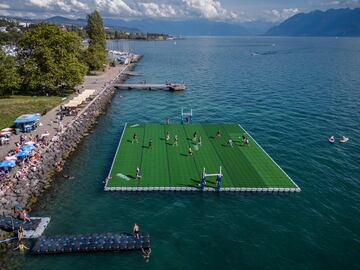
[133,223,140,239]
[166,131,170,142]
[198,136,202,146]
[216,130,221,139]
[22,209,30,222]
[227,138,233,147]
[132,133,138,144]
[136,166,142,179]
[173,135,178,146]
[148,139,153,149]
[188,147,193,156]
[17,227,24,241]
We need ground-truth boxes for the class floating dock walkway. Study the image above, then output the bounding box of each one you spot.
[105,123,301,193]
[0,215,50,238]
[31,232,150,255]
[114,83,185,91]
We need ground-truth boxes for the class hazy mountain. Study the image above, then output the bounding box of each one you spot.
[1,15,274,35]
[109,19,273,36]
[266,8,360,36]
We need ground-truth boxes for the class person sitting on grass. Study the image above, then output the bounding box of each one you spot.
[136,166,142,179]
[188,147,193,156]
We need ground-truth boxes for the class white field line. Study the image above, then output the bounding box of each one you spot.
[237,123,301,191]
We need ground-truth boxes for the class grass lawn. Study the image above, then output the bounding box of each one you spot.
[106,123,300,192]
[0,95,63,129]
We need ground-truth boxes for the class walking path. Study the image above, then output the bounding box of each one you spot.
[0,64,129,160]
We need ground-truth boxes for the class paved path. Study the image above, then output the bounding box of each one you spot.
[0,64,129,160]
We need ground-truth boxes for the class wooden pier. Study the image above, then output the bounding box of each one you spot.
[115,83,185,91]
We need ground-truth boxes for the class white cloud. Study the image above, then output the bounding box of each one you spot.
[70,0,90,11]
[139,2,177,17]
[28,0,55,8]
[0,3,10,9]
[182,0,234,19]
[95,0,140,16]
[264,8,299,22]
[26,0,89,12]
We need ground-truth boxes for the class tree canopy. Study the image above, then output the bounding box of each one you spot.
[17,23,87,95]
[85,11,107,71]
[0,49,19,96]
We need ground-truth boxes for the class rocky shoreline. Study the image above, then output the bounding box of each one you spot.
[0,63,137,219]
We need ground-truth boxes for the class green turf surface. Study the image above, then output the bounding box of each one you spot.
[106,123,299,191]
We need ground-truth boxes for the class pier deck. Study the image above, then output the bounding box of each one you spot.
[105,123,300,192]
[114,83,185,91]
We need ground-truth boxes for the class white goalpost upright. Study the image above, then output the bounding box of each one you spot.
[201,166,223,191]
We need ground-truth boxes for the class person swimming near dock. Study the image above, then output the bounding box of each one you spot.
[133,223,140,239]
[216,129,221,138]
[136,167,142,179]
[166,131,170,142]
[14,242,29,252]
[149,139,153,149]
[173,135,178,146]
[132,133,138,144]
[188,147,193,156]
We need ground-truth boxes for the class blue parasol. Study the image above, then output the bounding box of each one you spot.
[0,160,16,168]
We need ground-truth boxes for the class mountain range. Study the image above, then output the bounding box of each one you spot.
[266,8,360,36]
[2,7,360,37]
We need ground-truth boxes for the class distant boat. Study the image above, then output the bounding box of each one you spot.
[340,136,349,143]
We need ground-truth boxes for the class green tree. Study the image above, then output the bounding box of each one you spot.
[83,43,107,71]
[0,49,19,96]
[85,11,107,71]
[17,23,87,95]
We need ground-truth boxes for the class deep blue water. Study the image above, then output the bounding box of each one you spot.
[5,37,360,269]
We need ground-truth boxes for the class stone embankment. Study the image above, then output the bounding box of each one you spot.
[0,63,137,217]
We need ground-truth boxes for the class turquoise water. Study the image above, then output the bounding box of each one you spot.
[7,37,360,269]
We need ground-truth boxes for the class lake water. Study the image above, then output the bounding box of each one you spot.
[5,37,360,269]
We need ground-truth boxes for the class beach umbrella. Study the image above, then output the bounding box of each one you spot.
[5,155,17,161]
[25,141,36,145]
[21,145,35,151]
[16,151,30,158]
[1,128,13,132]
[0,160,16,168]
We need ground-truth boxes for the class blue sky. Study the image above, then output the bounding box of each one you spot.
[0,0,359,22]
